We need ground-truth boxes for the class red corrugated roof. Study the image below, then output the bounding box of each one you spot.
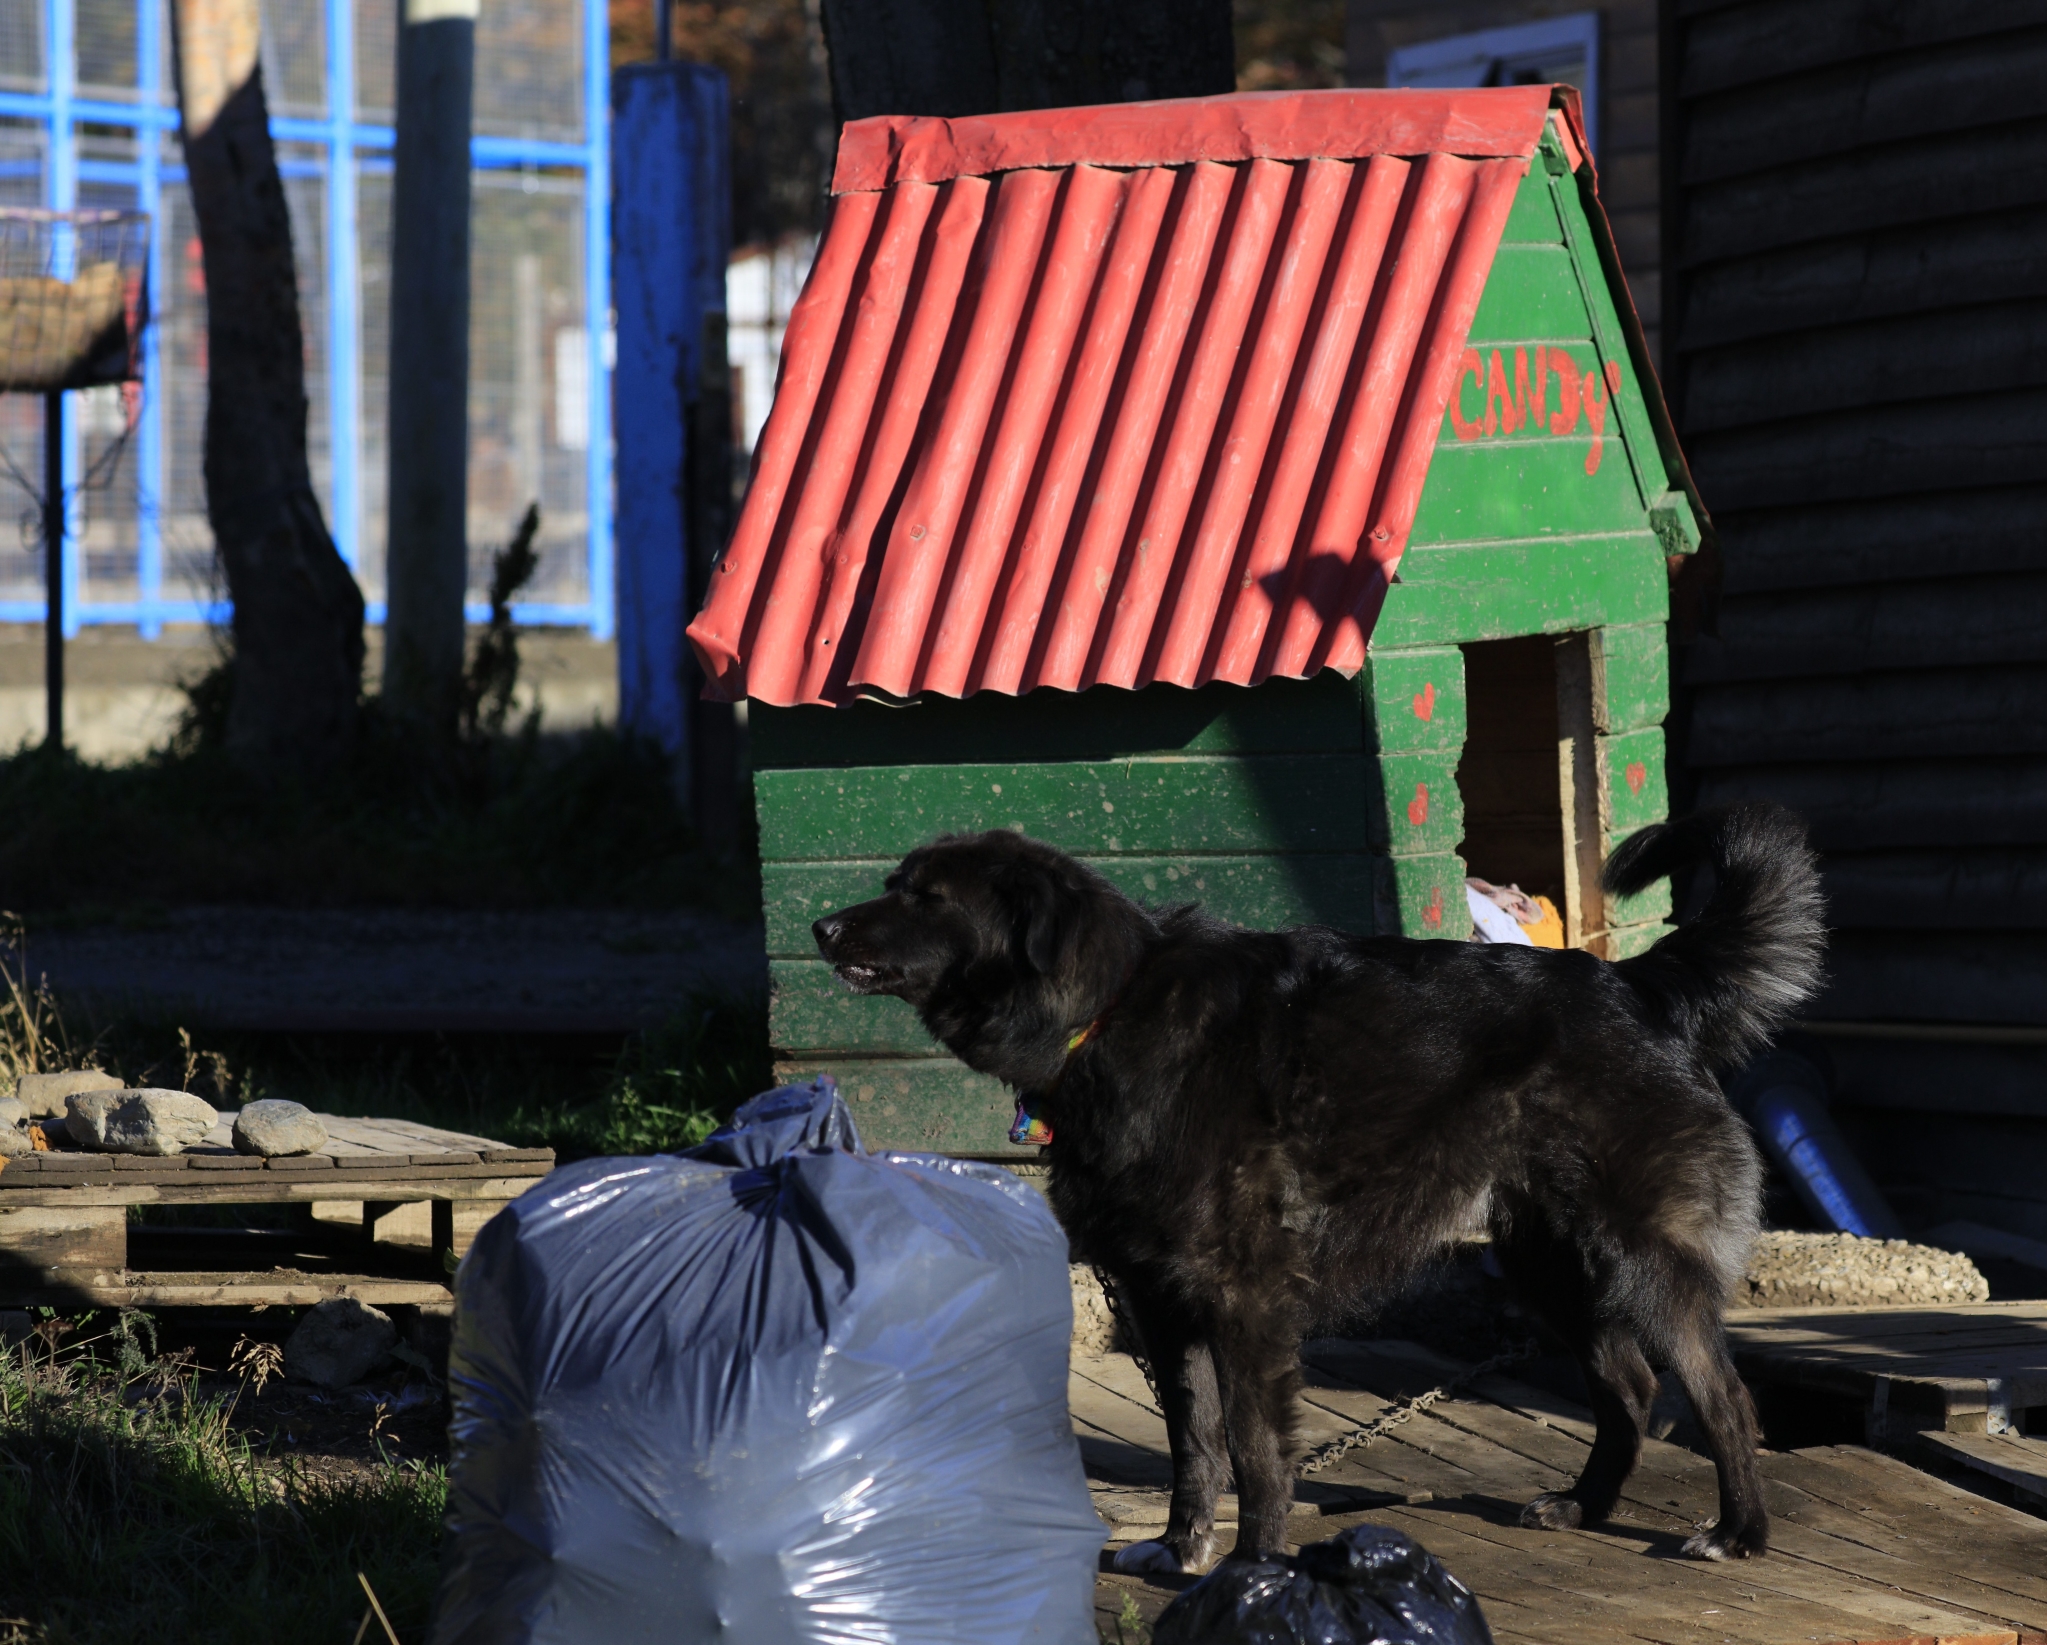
[689,87,1572,707]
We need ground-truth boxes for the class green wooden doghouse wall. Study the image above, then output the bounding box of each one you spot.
[690,90,1707,1157]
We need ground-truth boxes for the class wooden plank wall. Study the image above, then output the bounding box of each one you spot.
[1343,0,1662,360]
[1662,0,2047,1242]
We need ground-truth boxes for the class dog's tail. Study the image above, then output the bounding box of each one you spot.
[1603,804,1826,1070]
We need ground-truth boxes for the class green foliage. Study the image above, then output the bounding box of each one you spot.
[0,1328,446,1645]
[459,502,542,745]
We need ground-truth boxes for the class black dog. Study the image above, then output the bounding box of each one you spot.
[813,805,1823,1570]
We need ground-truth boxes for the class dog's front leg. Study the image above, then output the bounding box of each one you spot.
[1110,1296,1226,1575]
[1213,1329,1301,1560]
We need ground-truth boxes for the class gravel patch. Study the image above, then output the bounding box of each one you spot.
[1735,1230,1989,1309]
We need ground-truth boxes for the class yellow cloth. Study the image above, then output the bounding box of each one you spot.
[1524,895,1566,949]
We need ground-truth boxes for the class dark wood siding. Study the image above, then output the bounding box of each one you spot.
[1664,0,2047,1244]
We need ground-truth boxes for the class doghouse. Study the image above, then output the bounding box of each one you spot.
[688,86,1707,1156]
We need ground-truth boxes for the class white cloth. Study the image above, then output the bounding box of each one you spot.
[1466,883,1534,944]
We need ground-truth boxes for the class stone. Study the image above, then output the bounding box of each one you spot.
[0,1096,25,1129]
[284,1297,397,1388]
[0,1124,28,1157]
[14,1068,121,1119]
[66,1088,219,1156]
[232,1100,330,1158]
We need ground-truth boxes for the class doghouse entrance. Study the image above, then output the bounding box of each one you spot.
[1455,633,1606,950]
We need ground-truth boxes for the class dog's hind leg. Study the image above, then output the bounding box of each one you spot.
[1520,1323,1658,1531]
[1664,1314,1768,1560]
[1110,1295,1227,1575]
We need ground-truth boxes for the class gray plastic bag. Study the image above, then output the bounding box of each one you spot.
[433,1078,1102,1644]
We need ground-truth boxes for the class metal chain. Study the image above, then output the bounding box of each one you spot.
[1297,1339,1538,1476]
[1092,1266,1538,1483]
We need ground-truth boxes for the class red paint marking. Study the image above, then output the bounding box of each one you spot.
[1548,351,1581,435]
[1582,365,1608,476]
[1625,761,1646,795]
[1407,782,1429,827]
[1449,348,1485,441]
[1486,349,1519,434]
[1412,681,1435,721]
[1523,345,1545,426]
[1422,886,1443,929]
[1605,358,1623,394]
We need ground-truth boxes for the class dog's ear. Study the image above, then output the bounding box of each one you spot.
[1010,862,1072,976]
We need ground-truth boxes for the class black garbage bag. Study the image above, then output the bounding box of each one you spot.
[433,1078,1102,1645]
[1153,1524,1494,1645]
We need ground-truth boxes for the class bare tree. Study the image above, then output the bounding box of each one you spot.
[171,0,364,772]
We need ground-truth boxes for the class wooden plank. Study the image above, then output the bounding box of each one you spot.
[1377,852,1467,941]
[1820,932,2047,1025]
[773,1057,1028,1156]
[0,1174,552,1208]
[1679,0,2046,100]
[1683,114,2047,269]
[1689,391,2047,513]
[1820,850,2047,931]
[1556,632,1608,954]
[761,853,1378,957]
[5,1273,457,1308]
[1690,759,2047,854]
[1361,646,1464,755]
[755,755,1373,861]
[1466,249,1587,343]
[1820,1039,2047,1119]
[1375,535,1667,651]
[1498,168,1564,245]
[1591,622,1668,735]
[1598,726,1666,839]
[353,1117,507,1153]
[0,1203,125,1276]
[1913,1432,2047,1503]
[1408,436,1650,549]
[1718,488,2047,602]
[1684,300,2047,437]
[1686,575,2047,684]
[748,670,1364,772]
[1370,752,1464,857]
[1687,667,2047,766]
[1680,27,2047,186]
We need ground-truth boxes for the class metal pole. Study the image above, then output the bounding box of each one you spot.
[655,0,671,60]
[43,389,63,752]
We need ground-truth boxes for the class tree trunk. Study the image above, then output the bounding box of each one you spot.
[172,0,364,773]
[818,0,1233,124]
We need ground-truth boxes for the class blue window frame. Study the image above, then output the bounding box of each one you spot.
[0,0,613,639]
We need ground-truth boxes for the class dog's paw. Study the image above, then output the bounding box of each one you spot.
[1112,1540,1184,1575]
[1681,1521,1766,1562]
[1519,1491,1585,1531]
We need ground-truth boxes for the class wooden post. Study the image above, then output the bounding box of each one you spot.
[42,389,62,753]
[1555,632,1609,957]
[382,0,476,737]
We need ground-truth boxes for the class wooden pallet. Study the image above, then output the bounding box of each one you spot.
[1725,1303,2047,1440]
[1076,1339,2047,1645]
[0,1112,554,1306]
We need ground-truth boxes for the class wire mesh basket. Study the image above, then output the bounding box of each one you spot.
[0,208,150,394]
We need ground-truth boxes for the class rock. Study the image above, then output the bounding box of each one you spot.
[14,1068,121,1119]
[232,1100,329,1158]
[0,1125,29,1157]
[66,1089,219,1156]
[284,1298,397,1388]
[0,1096,24,1129]
[1735,1230,1991,1309]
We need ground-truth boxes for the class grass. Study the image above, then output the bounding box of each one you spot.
[0,1323,446,1644]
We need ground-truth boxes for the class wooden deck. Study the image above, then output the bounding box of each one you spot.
[1075,1339,2047,1645]
[0,1112,554,1307]
[1725,1302,2047,1514]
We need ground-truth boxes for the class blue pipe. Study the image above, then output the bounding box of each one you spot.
[1727,1050,1903,1239]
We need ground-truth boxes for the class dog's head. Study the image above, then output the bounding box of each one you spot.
[813,831,1148,1081]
